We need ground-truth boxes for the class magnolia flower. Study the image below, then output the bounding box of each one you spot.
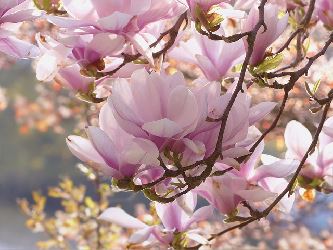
[35,34,72,82]
[106,69,276,167]
[316,0,333,29]
[237,142,298,212]
[195,142,298,214]
[99,192,212,247]
[52,0,186,32]
[284,119,333,190]
[65,33,125,69]
[66,102,160,180]
[47,0,187,63]
[56,64,96,93]
[195,171,247,214]
[180,82,276,165]
[0,0,39,58]
[107,69,204,147]
[170,27,245,81]
[243,4,289,66]
[35,33,139,83]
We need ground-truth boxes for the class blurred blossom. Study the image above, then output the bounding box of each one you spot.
[0,86,8,111]
[316,0,333,29]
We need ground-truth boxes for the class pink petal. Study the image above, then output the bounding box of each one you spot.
[183,206,213,230]
[99,207,147,229]
[142,118,182,138]
[236,187,275,202]
[284,120,312,160]
[86,126,119,167]
[249,102,277,125]
[36,53,58,81]
[128,33,154,65]
[155,202,182,231]
[195,54,221,81]
[98,12,133,31]
[167,85,199,129]
[0,36,39,58]
[251,159,298,182]
[122,138,159,166]
[66,135,105,164]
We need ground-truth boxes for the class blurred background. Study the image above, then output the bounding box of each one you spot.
[0,62,76,248]
[0,63,332,249]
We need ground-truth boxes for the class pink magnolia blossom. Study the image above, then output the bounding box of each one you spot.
[316,0,333,29]
[99,192,212,246]
[64,33,125,69]
[195,142,298,214]
[0,0,39,58]
[35,34,72,82]
[56,64,96,93]
[66,103,160,180]
[46,0,187,63]
[35,33,141,86]
[178,82,277,165]
[243,4,289,66]
[54,0,187,32]
[107,69,204,146]
[170,27,245,81]
[66,68,276,183]
[106,69,276,166]
[194,171,247,214]
[284,118,333,184]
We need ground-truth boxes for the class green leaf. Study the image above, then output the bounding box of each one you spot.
[312,79,321,94]
[33,0,42,9]
[208,13,223,30]
[232,63,243,73]
[253,53,284,74]
[305,79,321,98]
[43,0,51,10]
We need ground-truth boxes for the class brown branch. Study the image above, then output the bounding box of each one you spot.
[265,32,333,80]
[199,30,251,43]
[275,0,316,54]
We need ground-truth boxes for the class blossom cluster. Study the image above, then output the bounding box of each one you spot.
[2,0,333,249]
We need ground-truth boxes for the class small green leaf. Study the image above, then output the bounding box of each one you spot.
[312,79,321,94]
[232,63,243,73]
[208,13,223,30]
[133,58,149,64]
[253,53,284,74]
[33,0,42,9]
